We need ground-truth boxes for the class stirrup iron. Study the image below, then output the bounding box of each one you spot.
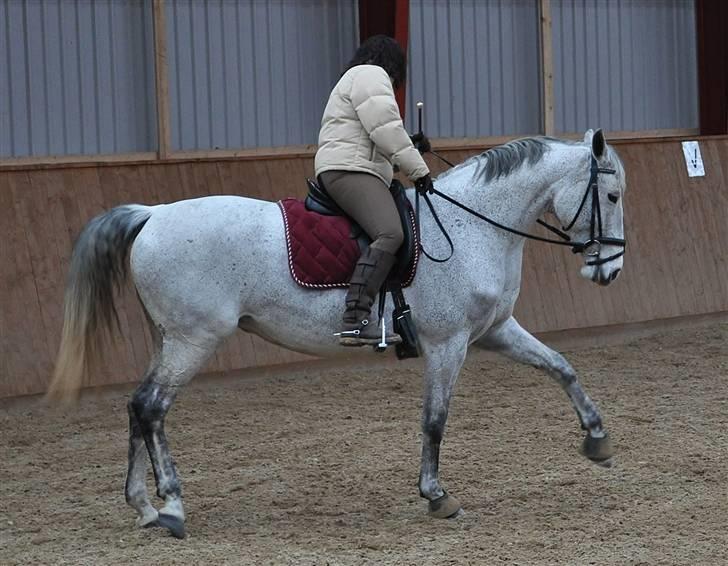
[373,286,389,352]
[374,318,388,352]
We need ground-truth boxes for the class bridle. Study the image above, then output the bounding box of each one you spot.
[416,149,626,267]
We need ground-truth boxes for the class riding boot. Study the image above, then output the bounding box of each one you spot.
[339,247,402,347]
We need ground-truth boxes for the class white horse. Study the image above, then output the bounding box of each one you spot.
[49,129,625,539]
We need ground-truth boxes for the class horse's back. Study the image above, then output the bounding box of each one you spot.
[129,195,289,328]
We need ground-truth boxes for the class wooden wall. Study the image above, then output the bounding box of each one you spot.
[1,137,727,398]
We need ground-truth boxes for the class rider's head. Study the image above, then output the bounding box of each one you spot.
[345,35,406,89]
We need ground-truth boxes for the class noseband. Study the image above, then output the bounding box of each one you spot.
[417,152,626,266]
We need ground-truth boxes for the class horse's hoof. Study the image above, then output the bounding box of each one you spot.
[156,513,186,539]
[141,519,159,529]
[135,508,159,529]
[581,432,615,464]
[428,492,462,519]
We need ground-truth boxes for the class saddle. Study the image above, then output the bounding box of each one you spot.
[304,177,419,286]
[276,178,421,359]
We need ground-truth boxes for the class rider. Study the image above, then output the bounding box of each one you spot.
[315,35,434,347]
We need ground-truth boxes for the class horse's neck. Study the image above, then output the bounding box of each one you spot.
[437,159,554,236]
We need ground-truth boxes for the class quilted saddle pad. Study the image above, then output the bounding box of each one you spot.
[277,198,418,289]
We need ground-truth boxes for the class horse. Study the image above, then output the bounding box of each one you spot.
[48,129,626,539]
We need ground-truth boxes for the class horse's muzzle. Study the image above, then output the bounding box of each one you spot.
[582,261,622,286]
[592,266,622,286]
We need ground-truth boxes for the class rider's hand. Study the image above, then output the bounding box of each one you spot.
[410,133,431,155]
[414,174,435,195]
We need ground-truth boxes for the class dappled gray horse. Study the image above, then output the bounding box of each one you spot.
[49,130,625,538]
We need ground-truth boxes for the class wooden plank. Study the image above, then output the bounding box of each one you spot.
[0,152,157,170]
[160,146,318,162]
[1,133,713,173]
[4,172,53,396]
[0,147,321,171]
[5,139,728,397]
[22,171,68,372]
[0,173,16,393]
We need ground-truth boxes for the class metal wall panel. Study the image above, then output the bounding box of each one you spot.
[0,0,156,158]
[406,0,542,138]
[553,0,698,133]
[166,0,358,151]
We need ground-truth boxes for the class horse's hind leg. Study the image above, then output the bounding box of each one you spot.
[480,316,614,465]
[125,396,158,527]
[124,306,162,528]
[130,332,221,539]
[419,332,469,519]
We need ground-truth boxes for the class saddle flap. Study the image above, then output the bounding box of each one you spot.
[388,180,419,286]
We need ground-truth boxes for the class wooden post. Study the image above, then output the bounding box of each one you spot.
[358,0,410,118]
[539,0,555,136]
[696,0,728,135]
[152,0,171,158]
[393,0,410,117]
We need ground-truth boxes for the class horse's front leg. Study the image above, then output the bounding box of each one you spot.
[479,316,614,465]
[419,332,469,519]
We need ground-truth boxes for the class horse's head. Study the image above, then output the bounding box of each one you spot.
[550,129,625,286]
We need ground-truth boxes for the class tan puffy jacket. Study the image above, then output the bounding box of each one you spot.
[315,64,429,186]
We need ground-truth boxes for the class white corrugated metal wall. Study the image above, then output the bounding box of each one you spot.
[552,0,698,134]
[0,0,156,158]
[406,0,542,138]
[0,0,700,158]
[166,0,359,151]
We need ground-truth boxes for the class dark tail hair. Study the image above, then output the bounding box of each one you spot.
[46,205,152,401]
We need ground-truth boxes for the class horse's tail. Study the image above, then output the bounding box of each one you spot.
[46,205,153,402]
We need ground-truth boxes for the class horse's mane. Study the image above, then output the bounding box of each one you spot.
[438,136,579,184]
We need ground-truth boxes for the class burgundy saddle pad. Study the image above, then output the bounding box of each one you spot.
[277,198,418,289]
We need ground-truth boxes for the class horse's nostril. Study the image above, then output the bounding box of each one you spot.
[609,269,621,281]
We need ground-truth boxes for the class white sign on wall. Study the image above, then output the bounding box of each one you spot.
[682,141,705,177]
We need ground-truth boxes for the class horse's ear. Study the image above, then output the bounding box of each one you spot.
[591,128,606,159]
[583,129,594,144]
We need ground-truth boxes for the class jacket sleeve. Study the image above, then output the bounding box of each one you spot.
[350,66,430,181]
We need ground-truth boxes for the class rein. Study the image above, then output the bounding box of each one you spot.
[416,149,626,267]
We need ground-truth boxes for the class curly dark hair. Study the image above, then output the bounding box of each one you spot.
[344,35,406,89]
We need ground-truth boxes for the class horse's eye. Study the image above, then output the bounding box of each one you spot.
[608,192,619,204]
